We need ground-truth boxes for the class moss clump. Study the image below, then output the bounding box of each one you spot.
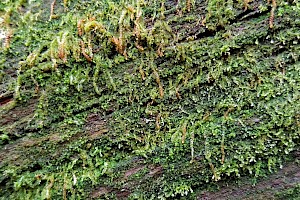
[276,184,300,200]
[0,0,300,199]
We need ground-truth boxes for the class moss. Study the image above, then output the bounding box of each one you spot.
[275,184,300,200]
[0,0,300,199]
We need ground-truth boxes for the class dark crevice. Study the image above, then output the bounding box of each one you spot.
[237,7,270,22]
[0,93,14,106]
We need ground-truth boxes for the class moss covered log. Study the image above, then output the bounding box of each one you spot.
[0,0,300,199]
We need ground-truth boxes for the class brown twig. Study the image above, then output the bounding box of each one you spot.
[153,69,164,98]
[4,29,13,49]
[58,40,67,63]
[181,121,187,144]
[224,107,234,119]
[209,162,218,181]
[203,112,211,121]
[80,40,92,62]
[156,113,161,130]
[175,86,181,99]
[221,134,225,164]
[135,42,144,51]
[190,132,195,163]
[111,36,126,56]
[139,66,146,81]
[269,0,277,29]
[186,0,191,12]
[157,45,164,57]
[49,0,56,20]
[77,19,84,36]
[63,0,68,11]
[46,176,54,199]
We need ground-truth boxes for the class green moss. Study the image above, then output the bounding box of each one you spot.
[276,184,300,200]
[0,0,300,199]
